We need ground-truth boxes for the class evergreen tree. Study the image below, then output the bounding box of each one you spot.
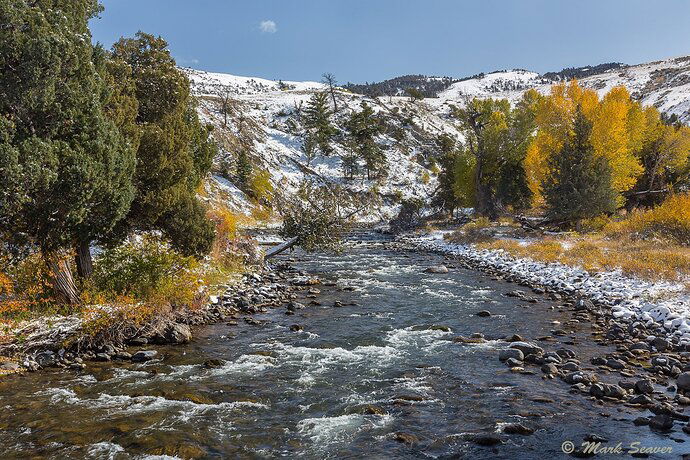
[0,0,136,303]
[110,32,216,257]
[432,134,459,216]
[235,148,253,191]
[543,107,617,224]
[346,102,385,180]
[303,92,337,156]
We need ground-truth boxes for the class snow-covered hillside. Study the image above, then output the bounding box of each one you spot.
[185,68,455,220]
[433,56,690,121]
[184,55,690,220]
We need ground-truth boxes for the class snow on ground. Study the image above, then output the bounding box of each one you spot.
[404,231,690,344]
[185,68,448,221]
[185,54,690,222]
[432,56,690,122]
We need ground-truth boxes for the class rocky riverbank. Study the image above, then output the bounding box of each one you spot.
[396,231,690,440]
[0,260,321,375]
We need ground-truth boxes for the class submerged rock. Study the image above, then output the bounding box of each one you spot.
[424,265,449,274]
[503,423,534,435]
[393,432,419,444]
[132,350,158,363]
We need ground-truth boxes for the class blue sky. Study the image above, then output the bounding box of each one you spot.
[90,0,690,83]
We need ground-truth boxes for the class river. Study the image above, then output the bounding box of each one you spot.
[0,234,683,458]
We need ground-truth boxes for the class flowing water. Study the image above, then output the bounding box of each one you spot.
[0,234,685,459]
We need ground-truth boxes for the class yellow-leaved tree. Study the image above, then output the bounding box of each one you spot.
[589,86,644,198]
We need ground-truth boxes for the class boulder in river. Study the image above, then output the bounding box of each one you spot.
[132,350,158,363]
[424,265,449,274]
[165,324,192,344]
[509,341,543,356]
[475,310,492,317]
[498,349,524,362]
[502,423,534,435]
[634,379,654,394]
[648,414,674,431]
[677,372,690,391]
[393,432,419,444]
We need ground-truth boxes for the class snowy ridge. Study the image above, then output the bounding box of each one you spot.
[435,56,690,122]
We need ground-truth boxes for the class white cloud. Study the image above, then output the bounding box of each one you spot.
[259,20,277,34]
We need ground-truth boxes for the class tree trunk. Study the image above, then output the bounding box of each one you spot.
[74,240,93,279]
[265,237,299,259]
[45,252,80,305]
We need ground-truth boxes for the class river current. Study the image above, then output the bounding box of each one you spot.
[0,234,684,458]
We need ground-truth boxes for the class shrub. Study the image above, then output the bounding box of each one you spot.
[89,235,204,309]
[248,169,274,205]
[444,217,494,244]
[605,193,690,245]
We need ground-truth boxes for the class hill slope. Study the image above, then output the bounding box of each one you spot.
[185,55,690,220]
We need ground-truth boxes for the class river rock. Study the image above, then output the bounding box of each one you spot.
[424,265,449,274]
[113,352,132,361]
[166,323,192,344]
[204,359,224,368]
[649,414,674,431]
[393,432,419,444]
[629,394,654,405]
[677,372,690,391]
[476,310,492,317]
[541,363,559,375]
[606,358,626,370]
[132,350,158,363]
[499,349,524,362]
[289,324,303,332]
[129,337,148,346]
[651,337,671,352]
[509,341,543,356]
[505,358,522,368]
[0,362,20,371]
[470,434,503,446]
[503,423,534,435]
[634,379,654,394]
[35,351,58,368]
[95,353,111,362]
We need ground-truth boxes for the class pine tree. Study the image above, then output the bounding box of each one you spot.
[110,32,216,257]
[0,0,136,302]
[303,92,337,156]
[346,102,385,180]
[543,107,617,224]
[235,148,253,191]
[432,134,459,216]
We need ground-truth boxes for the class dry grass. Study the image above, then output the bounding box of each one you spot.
[605,193,690,246]
[480,235,690,284]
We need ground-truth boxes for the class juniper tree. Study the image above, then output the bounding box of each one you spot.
[542,107,617,224]
[432,134,460,216]
[110,32,217,258]
[0,0,136,303]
